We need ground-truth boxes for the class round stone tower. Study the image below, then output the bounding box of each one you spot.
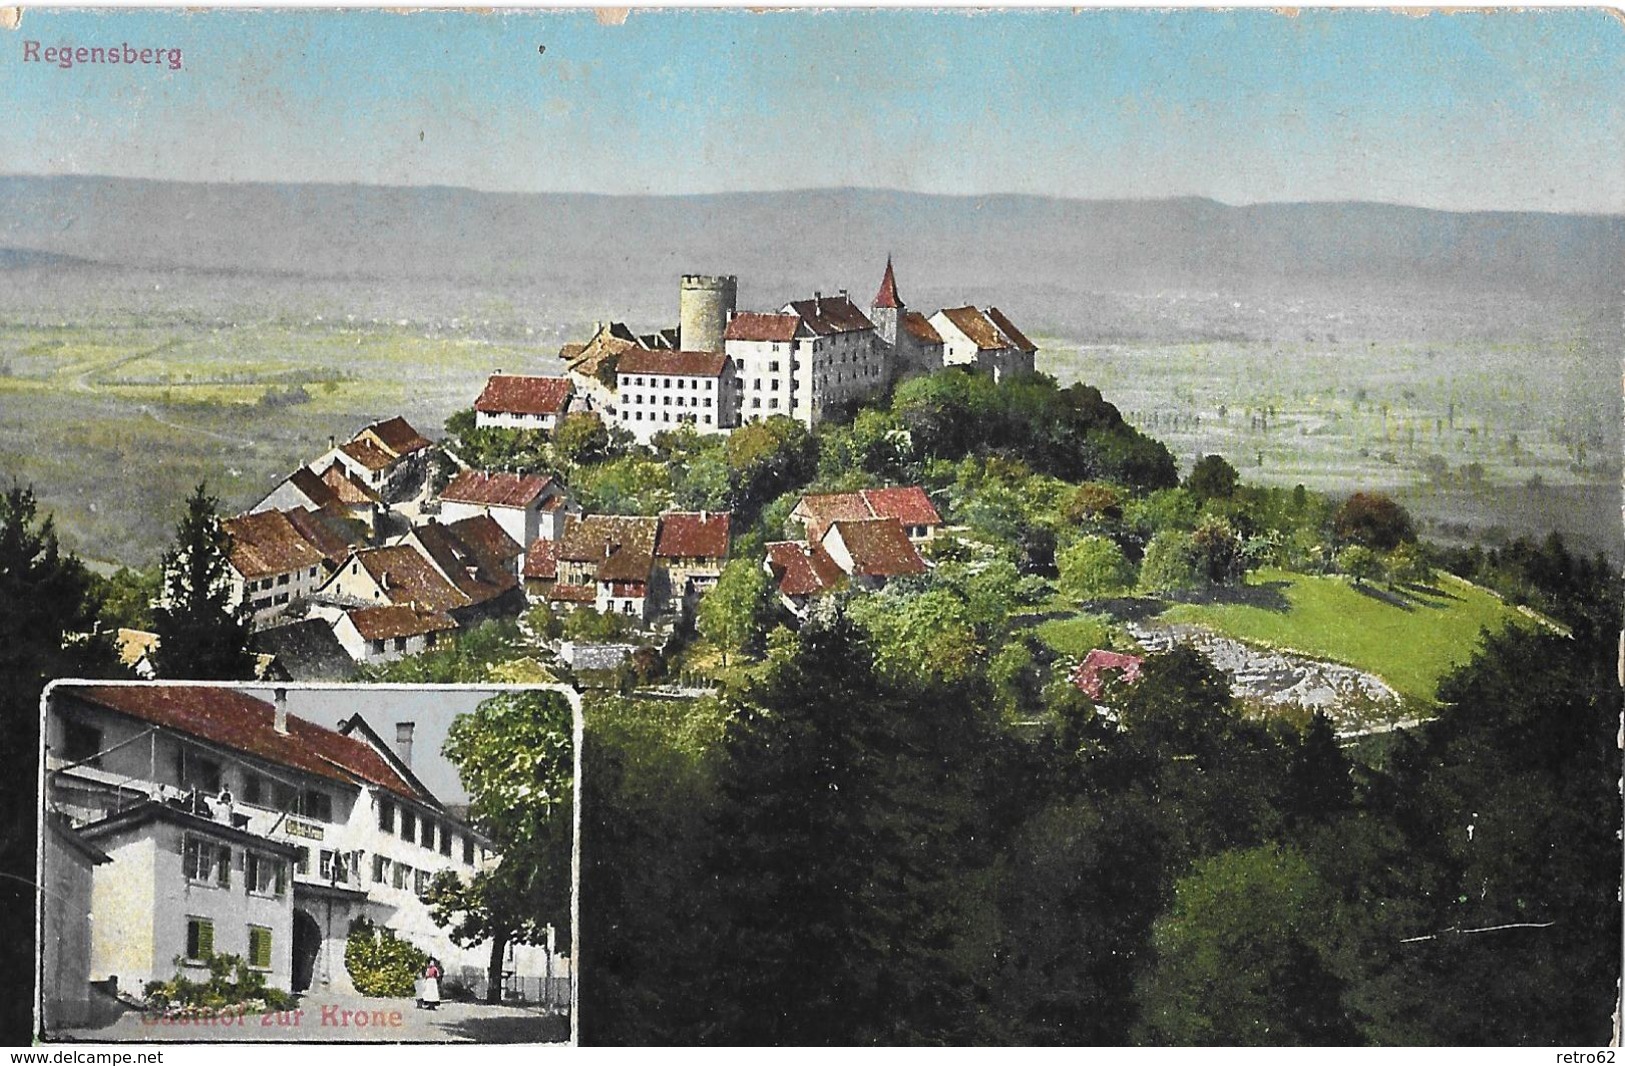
[679,274,737,353]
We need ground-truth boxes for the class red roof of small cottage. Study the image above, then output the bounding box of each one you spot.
[66,685,435,806]
[523,538,559,580]
[655,511,731,560]
[441,470,554,509]
[347,604,457,641]
[222,510,326,580]
[765,540,846,598]
[474,375,574,417]
[1070,649,1145,700]
[339,437,395,473]
[825,519,928,579]
[793,486,942,540]
[359,416,433,457]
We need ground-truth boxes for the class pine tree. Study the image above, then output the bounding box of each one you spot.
[152,483,255,679]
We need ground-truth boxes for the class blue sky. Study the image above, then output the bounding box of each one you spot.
[4,8,1621,211]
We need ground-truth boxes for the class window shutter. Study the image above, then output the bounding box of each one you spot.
[197,920,214,958]
[275,860,286,895]
[217,845,231,887]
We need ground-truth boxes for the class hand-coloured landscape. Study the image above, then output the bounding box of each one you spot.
[4,6,1620,1050]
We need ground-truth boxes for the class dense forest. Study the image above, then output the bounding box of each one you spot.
[3,366,1618,1046]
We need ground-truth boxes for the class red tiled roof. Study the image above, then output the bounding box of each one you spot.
[360,416,433,457]
[339,437,395,473]
[655,511,731,560]
[765,540,845,598]
[222,511,326,580]
[724,312,801,344]
[616,349,730,377]
[1070,650,1145,700]
[986,307,1038,354]
[68,685,433,805]
[783,294,874,336]
[902,310,943,345]
[409,521,518,606]
[285,468,340,511]
[547,583,597,604]
[353,545,468,612]
[281,507,354,567]
[556,514,658,583]
[318,462,383,506]
[346,604,457,642]
[523,538,558,580]
[446,514,524,567]
[474,375,574,417]
[793,486,941,541]
[873,257,902,310]
[826,519,928,578]
[441,470,554,509]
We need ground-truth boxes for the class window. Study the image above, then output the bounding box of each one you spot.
[303,789,332,823]
[705,380,713,390]
[752,379,761,390]
[769,360,779,372]
[439,827,453,857]
[462,835,475,865]
[370,640,384,655]
[178,750,223,793]
[392,862,411,891]
[425,631,438,648]
[293,846,310,875]
[393,637,407,652]
[246,853,285,896]
[378,798,395,832]
[769,399,779,409]
[420,818,435,849]
[184,837,230,887]
[373,854,389,884]
[751,398,761,409]
[61,720,102,767]
[401,808,416,842]
[662,396,670,406]
[185,917,214,962]
[276,574,290,586]
[415,870,432,897]
[309,566,318,578]
[273,593,289,605]
[248,926,273,970]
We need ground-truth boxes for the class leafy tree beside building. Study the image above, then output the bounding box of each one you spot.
[151,483,255,680]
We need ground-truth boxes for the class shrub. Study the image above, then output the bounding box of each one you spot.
[142,952,295,1013]
[344,916,428,998]
[563,606,632,642]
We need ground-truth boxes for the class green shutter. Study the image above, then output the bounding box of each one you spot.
[249,927,272,969]
[192,919,214,959]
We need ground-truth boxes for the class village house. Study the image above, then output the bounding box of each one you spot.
[40,815,110,1028]
[473,373,577,432]
[437,470,577,548]
[790,485,944,544]
[522,538,559,602]
[220,510,343,627]
[868,258,945,380]
[310,417,436,504]
[763,539,846,616]
[331,604,457,665]
[252,462,383,540]
[654,510,731,602]
[763,515,928,614]
[929,305,1039,382]
[614,349,739,444]
[42,684,558,1000]
[549,514,661,621]
[398,520,523,615]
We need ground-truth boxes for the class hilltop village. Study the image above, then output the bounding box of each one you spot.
[131,261,1038,679]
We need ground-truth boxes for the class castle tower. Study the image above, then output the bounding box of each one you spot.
[871,256,902,349]
[679,274,738,353]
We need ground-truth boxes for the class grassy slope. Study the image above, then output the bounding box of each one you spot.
[1160,568,1532,703]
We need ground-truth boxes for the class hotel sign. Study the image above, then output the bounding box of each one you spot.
[284,818,324,841]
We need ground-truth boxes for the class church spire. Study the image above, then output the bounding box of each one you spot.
[873,256,902,310]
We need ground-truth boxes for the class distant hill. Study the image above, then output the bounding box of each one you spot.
[1,176,1619,324]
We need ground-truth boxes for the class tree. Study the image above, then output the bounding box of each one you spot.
[0,484,117,1044]
[696,556,774,667]
[1191,517,1246,585]
[426,690,574,1003]
[1137,530,1202,595]
[1185,454,1239,502]
[92,565,162,632]
[553,411,612,466]
[1134,845,1357,1045]
[151,483,255,679]
[1057,535,1134,600]
[1333,492,1415,552]
[1336,544,1384,587]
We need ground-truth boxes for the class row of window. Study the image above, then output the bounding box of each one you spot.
[373,855,437,897]
[378,799,477,865]
[183,836,288,898]
[623,376,715,390]
[251,568,317,592]
[620,394,716,409]
[366,631,438,656]
[184,917,273,969]
[625,411,713,425]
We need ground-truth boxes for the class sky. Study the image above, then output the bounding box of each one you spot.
[3,7,1623,212]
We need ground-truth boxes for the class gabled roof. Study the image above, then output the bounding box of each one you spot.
[546,583,596,604]
[474,375,574,417]
[249,620,356,682]
[441,470,554,509]
[616,349,730,377]
[873,257,902,310]
[350,544,469,612]
[345,604,458,641]
[317,462,384,506]
[825,518,928,579]
[64,684,435,806]
[359,416,433,457]
[792,486,942,540]
[765,540,846,598]
[523,538,559,580]
[339,437,395,473]
[986,307,1038,354]
[724,312,801,344]
[902,310,943,345]
[222,510,326,580]
[409,521,518,606]
[446,514,524,567]
[655,511,731,560]
[935,305,1037,354]
[782,294,874,336]
[556,514,659,583]
[281,507,354,567]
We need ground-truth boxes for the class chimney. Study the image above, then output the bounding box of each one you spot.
[274,687,288,735]
[328,435,336,450]
[394,722,415,767]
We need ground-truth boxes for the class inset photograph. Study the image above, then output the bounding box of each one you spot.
[38,681,577,1044]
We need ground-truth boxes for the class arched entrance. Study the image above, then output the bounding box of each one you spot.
[292,909,322,993]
